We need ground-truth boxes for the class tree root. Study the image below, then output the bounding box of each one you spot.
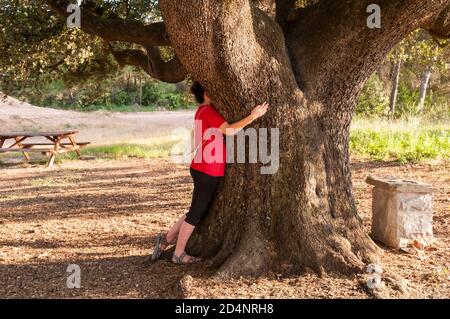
[360,268,410,299]
[214,237,274,278]
[174,274,194,298]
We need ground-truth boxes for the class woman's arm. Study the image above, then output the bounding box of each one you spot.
[218,102,269,136]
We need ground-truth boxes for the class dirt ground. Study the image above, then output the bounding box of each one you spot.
[0,157,448,299]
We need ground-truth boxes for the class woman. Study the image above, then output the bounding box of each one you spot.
[151,81,269,264]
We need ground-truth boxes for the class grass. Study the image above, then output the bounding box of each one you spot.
[75,119,448,163]
[1,119,448,165]
[0,134,184,166]
[350,118,449,163]
[59,134,185,161]
[78,142,176,159]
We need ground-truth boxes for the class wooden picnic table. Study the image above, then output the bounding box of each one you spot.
[0,130,90,167]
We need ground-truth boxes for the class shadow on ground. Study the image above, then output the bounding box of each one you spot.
[0,158,448,298]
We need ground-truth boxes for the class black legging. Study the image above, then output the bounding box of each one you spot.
[185,167,221,226]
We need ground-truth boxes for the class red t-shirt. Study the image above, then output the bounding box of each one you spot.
[190,104,227,177]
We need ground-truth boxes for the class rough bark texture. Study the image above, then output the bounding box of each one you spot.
[426,3,450,38]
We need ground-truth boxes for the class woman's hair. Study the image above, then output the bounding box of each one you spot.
[190,81,205,104]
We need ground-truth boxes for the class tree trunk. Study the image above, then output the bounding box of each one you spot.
[389,59,402,119]
[418,65,432,114]
[139,73,143,107]
[158,0,449,277]
[185,107,381,276]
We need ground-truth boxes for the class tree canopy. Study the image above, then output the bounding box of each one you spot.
[2,0,450,100]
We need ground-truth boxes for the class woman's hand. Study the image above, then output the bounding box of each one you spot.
[220,101,269,135]
[250,102,269,121]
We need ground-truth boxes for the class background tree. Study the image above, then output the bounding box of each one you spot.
[389,54,403,119]
[385,29,449,118]
[2,0,450,278]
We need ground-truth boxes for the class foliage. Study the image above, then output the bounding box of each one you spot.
[355,29,450,120]
[395,84,421,117]
[355,74,389,118]
[389,30,449,71]
[0,0,161,100]
[0,1,120,98]
[420,92,450,121]
[1,1,450,118]
[350,118,449,163]
[36,67,195,111]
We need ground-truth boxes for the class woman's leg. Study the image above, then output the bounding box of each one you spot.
[152,213,186,261]
[174,168,220,262]
[173,221,196,257]
[166,213,186,243]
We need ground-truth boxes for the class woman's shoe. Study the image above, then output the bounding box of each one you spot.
[172,251,202,264]
[151,233,174,261]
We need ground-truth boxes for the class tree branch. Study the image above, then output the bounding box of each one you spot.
[111,48,186,83]
[252,0,276,18]
[282,0,450,139]
[287,0,450,100]
[160,0,303,120]
[44,0,186,83]
[45,0,170,47]
[426,4,450,39]
[275,0,297,31]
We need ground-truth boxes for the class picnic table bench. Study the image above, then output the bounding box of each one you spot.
[0,130,90,167]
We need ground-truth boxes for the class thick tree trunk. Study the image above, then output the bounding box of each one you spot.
[159,0,382,276]
[389,59,402,119]
[158,0,450,277]
[418,65,432,114]
[185,108,381,276]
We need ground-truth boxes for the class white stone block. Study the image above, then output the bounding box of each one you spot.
[366,176,437,248]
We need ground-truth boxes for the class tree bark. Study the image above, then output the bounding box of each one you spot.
[159,0,383,276]
[389,59,402,119]
[426,3,450,39]
[418,65,432,114]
